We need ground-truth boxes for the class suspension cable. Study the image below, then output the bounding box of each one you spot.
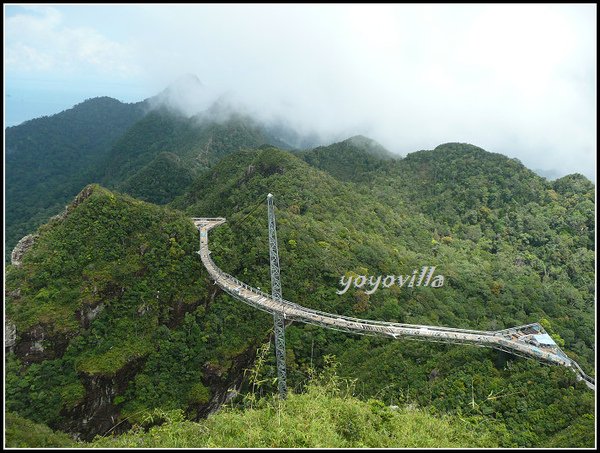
[232,194,268,227]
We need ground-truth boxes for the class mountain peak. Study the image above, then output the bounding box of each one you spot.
[342,135,394,158]
[297,135,394,183]
[174,73,203,87]
[149,74,214,117]
[433,142,486,154]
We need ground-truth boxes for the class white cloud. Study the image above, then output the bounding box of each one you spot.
[5,6,139,77]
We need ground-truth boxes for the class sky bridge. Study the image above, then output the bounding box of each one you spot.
[192,217,595,391]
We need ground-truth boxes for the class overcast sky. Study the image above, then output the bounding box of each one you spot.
[4,4,597,180]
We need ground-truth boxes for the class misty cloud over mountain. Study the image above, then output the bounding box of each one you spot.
[5,4,596,181]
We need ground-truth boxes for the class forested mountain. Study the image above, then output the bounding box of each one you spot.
[6,184,269,440]
[5,97,147,260]
[5,93,298,261]
[99,107,291,203]
[5,140,595,447]
[298,135,395,182]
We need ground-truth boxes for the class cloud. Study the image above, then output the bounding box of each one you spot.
[5,6,139,77]
[148,73,221,117]
[4,4,596,180]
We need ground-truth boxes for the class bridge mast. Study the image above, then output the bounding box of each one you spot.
[268,193,288,400]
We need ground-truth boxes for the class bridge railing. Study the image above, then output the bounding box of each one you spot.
[570,360,596,385]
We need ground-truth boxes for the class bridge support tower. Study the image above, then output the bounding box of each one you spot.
[268,193,288,399]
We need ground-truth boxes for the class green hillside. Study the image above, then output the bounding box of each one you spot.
[174,144,595,447]
[5,95,298,262]
[5,97,147,260]
[5,142,595,447]
[299,135,395,182]
[117,152,195,204]
[100,108,289,202]
[5,185,272,440]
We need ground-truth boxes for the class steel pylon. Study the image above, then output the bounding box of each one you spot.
[267,193,287,399]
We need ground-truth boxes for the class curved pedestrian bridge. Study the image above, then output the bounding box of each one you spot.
[193,217,595,391]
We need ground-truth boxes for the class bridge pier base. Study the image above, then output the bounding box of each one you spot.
[273,313,288,399]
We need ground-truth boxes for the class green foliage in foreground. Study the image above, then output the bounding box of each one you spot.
[90,380,497,448]
[5,412,76,448]
[6,358,594,449]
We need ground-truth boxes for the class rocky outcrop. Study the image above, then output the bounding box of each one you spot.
[11,233,38,266]
[61,357,147,441]
[429,368,440,381]
[13,325,72,365]
[10,185,99,268]
[76,302,105,330]
[70,184,96,211]
[194,336,265,419]
[14,325,46,363]
[5,320,17,353]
